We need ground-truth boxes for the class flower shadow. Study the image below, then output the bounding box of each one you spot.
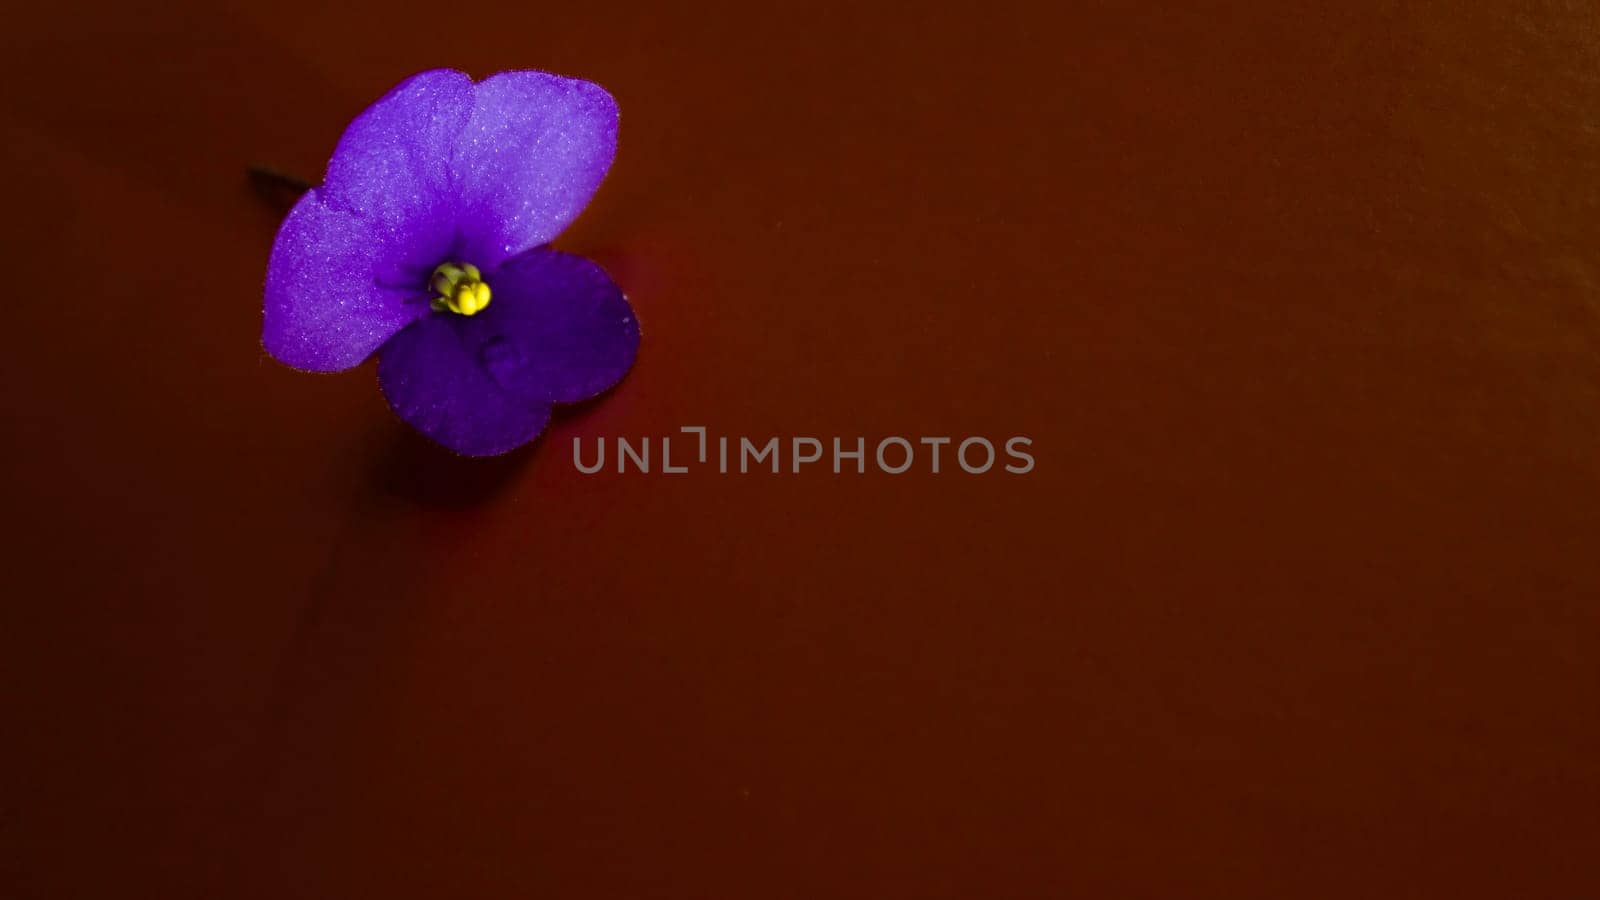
[363,392,626,509]
[367,419,535,509]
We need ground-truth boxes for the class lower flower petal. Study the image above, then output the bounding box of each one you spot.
[479,248,641,403]
[262,191,426,372]
[378,314,553,456]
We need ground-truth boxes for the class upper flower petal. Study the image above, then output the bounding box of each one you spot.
[262,191,429,372]
[320,69,474,239]
[450,71,619,267]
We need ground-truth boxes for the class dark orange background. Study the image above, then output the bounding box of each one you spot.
[3,1,1598,896]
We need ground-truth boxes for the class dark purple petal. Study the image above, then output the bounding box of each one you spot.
[321,69,473,245]
[451,72,618,267]
[375,250,637,456]
[480,249,640,403]
[262,191,427,372]
[378,315,553,457]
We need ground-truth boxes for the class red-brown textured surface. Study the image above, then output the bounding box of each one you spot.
[2,1,1597,896]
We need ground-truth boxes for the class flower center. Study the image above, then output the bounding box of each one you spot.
[429,262,492,316]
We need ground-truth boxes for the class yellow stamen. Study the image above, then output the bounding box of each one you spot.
[429,262,492,316]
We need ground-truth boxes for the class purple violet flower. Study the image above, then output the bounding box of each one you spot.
[262,69,639,456]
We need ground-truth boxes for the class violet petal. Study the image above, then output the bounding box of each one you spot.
[481,248,641,403]
[377,313,554,457]
[376,248,637,455]
[262,190,428,372]
[321,69,473,242]
[451,71,618,267]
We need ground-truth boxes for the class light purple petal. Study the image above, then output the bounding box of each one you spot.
[262,191,428,372]
[377,315,553,457]
[481,249,640,403]
[321,69,473,243]
[451,71,618,266]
